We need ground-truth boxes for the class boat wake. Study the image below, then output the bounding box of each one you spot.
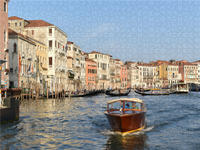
[101,125,154,136]
[143,125,154,132]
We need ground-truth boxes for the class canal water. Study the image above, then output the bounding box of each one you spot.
[0,92,200,150]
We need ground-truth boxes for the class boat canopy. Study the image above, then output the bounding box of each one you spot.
[107,98,144,104]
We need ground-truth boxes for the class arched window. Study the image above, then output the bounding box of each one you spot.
[14,43,17,53]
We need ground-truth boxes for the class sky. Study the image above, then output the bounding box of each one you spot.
[8,0,200,62]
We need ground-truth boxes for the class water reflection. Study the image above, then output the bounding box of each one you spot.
[1,93,200,149]
[105,133,148,150]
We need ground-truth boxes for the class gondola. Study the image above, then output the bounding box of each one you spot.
[134,89,170,96]
[105,89,131,97]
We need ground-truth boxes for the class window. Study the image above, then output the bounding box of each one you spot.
[49,40,52,48]
[15,23,17,26]
[32,30,34,35]
[19,22,22,26]
[49,28,52,36]
[9,81,14,88]
[13,43,17,53]
[8,23,10,27]
[49,57,52,66]
[4,30,6,43]
[10,68,13,73]
[4,2,7,12]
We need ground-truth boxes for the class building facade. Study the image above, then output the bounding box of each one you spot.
[67,41,85,91]
[8,29,37,90]
[85,58,97,90]
[137,63,158,88]
[24,19,68,93]
[192,61,200,84]
[0,0,9,88]
[177,61,198,84]
[125,62,139,89]
[167,64,181,87]
[88,51,111,90]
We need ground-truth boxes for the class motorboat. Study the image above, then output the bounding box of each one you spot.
[104,98,146,135]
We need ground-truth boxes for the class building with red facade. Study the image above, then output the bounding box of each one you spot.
[0,0,9,88]
[85,58,97,90]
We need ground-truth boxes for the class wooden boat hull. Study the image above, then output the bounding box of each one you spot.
[135,90,169,96]
[105,112,146,134]
[105,89,131,97]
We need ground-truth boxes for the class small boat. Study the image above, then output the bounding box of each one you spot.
[135,89,170,96]
[105,89,131,96]
[189,83,200,92]
[65,91,88,97]
[104,98,146,135]
[171,83,189,94]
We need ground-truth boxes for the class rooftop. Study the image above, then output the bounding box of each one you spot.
[9,16,24,20]
[25,20,53,27]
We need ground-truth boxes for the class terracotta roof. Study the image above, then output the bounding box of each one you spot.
[25,20,53,27]
[137,63,157,67]
[67,41,74,44]
[192,60,200,64]
[9,16,24,20]
[175,61,196,66]
[8,28,23,36]
[114,59,120,61]
[125,61,136,64]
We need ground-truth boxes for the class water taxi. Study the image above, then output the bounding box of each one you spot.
[104,98,146,135]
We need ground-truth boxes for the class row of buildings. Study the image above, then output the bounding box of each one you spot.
[1,0,200,95]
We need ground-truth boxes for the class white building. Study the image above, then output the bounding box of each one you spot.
[88,51,111,90]
[24,19,68,92]
[192,61,200,84]
[67,41,86,91]
[137,63,158,88]
[167,64,182,87]
[125,62,140,88]
[8,29,37,89]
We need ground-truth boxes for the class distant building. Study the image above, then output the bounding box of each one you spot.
[109,58,117,89]
[67,41,85,91]
[177,60,198,84]
[88,51,111,90]
[125,61,139,88]
[120,61,128,89]
[137,63,158,88]
[0,0,10,88]
[85,58,97,90]
[167,63,181,87]
[192,60,200,84]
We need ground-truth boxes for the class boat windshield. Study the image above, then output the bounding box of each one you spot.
[107,100,145,114]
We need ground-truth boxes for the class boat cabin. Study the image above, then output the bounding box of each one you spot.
[106,98,146,115]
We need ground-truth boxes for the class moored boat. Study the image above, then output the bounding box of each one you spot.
[105,89,131,97]
[104,98,146,135]
[171,83,189,94]
[134,89,170,96]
